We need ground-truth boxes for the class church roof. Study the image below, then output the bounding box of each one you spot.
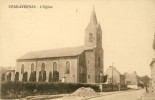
[17,46,94,60]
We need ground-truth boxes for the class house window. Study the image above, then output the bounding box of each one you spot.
[88,75,90,79]
[89,33,93,42]
[31,63,34,72]
[41,63,45,72]
[21,64,24,74]
[66,61,70,74]
[53,62,57,71]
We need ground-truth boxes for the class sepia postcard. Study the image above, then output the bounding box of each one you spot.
[0,0,155,99]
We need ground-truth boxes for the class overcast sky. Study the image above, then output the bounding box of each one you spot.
[0,0,155,76]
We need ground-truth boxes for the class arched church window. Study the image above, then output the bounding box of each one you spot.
[21,64,24,74]
[31,63,34,73]
[88,60,90,65]
[88,75,90,79]
[98,57,101,67]
[41,63,45,72]
[66,61,70,74]
[89,33,93,42]
[53,62,57,71]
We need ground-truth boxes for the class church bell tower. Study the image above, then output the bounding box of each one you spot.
[84,7,104,83]
[84,7,102,48]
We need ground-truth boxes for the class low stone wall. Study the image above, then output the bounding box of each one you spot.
[102,84,128,92]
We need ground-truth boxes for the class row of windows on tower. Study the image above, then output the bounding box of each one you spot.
[89,33,101,43]
[87,58,101,67]
[89,33,93,43]
[21,61,71,74]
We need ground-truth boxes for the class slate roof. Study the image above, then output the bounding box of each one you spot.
[17,46,94,60]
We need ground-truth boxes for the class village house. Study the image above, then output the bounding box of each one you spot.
[0,67,15,81]
[125,71,138,89]
[150,58,155,92]
[150,34,155,92]
[120,74,126,84]
[105,66,121,84]
[16,7,104,83]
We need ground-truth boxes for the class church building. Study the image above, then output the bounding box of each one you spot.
[16,7,104,83]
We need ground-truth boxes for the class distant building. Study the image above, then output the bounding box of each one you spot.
[150,34,155,92]
[0,67,15,81]
[105,66,121,84]
[120,74,126,84]
[125,71,138,89]
[150,59,155,92]
[16,7,104,83]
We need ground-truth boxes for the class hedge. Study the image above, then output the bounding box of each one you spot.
[1,81,100,99]
[1,81,128,99]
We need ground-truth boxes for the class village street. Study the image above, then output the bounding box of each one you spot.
[24,89,147,100]
[53,89,154,100]
[87,89,144,100]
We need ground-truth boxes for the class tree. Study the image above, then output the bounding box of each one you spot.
[53,71,59,82]
[48,71,53,82]
[7,73,11,81]
[141,75,150,86]
[1,73,5,81]
[22,72,28,82]
[38,71,46,82]
[137,75,150,87]
[103,75,107,83]
[38,71,42,82]
[14,72,19,81]
[43,71,46,82]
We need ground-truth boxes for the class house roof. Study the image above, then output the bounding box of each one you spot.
[125,72,137,85]
[17,46,94,60]
[105,66,121,75]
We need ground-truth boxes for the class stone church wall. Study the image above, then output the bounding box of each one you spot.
[17,60,36,81]
[78,52,87,83]
[85,50,95,83]
[95,47,104,83]
[16,56,78,83]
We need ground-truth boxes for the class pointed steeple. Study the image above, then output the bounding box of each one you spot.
[85,6,102,47]
[90,6,98,25]
[98,22,102,32]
